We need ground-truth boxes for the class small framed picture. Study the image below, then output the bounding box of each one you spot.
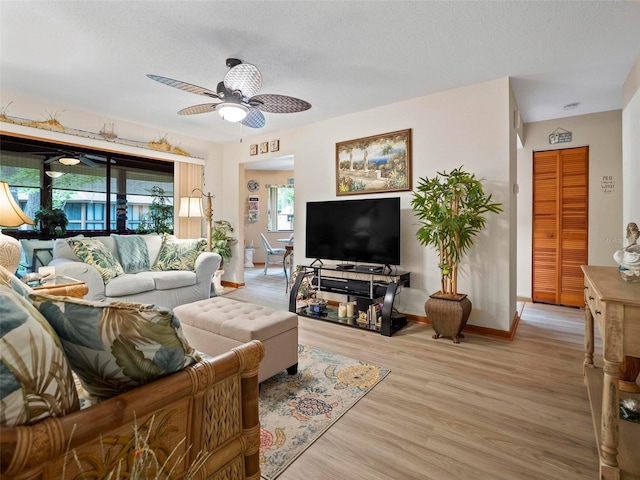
[288,177,294,185]
[270,139,280,152]
[249,144,258,156]
[260,142,269,154]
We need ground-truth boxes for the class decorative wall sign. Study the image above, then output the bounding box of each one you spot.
[549,128,572,145]
[336,128,412,196]
[250,144,258,155]
[600,175,615,194]
[270,139,280,152]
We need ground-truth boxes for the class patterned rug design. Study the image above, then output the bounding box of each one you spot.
[259,344,390,480]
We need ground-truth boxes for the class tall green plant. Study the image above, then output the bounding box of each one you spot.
[211,220,237,265]
[410,166,502,296]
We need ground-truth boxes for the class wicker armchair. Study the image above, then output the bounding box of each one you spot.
[0,340,264,480]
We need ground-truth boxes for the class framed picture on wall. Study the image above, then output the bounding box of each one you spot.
[250,144,258,156]
[270,139,280,152]
[260,142,269,154]
[335,128,412,196]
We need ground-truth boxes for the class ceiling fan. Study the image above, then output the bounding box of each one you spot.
[147,58,312,128]
[37,151,105,167]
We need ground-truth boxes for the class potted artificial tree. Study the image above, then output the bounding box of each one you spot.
[411,166,502,343]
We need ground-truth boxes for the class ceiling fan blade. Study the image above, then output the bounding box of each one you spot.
[78,155,99,168]
[224,63,262,98]
[147,74,220,99]
[177,103,219,115]
[241,108,266,129]
[84,153,107,161]
[250,94,311,113]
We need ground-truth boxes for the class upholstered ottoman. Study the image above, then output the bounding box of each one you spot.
[174,296,298,383]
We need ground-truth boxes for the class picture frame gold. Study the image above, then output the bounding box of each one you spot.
[250,144,258,156]
[270,139,280,152]
[336,129,412,196]
[260,142,269,154]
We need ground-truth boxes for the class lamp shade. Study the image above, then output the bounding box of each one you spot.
[178,196,204,218]
[0,181,33,273]
[0,182,33,227]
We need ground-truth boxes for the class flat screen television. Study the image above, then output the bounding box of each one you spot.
[305,197,401,266]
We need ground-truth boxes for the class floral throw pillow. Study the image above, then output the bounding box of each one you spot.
[0,285,80,427]
[0,264,33,300]
[29,292,201,400]
[151,236,207,272]
[67,238,124,283]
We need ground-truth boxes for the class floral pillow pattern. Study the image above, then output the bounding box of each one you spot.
[67,238,124,283]
[29,292,201,400]
[151,236,207,272]
[0,285,80,427]
[0,264,33,300]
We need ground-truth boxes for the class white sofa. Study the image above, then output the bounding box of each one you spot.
[49,234,220,310]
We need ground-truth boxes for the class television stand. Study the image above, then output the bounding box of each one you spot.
[289,265,411,336]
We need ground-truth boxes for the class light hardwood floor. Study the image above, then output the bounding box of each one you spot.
[226,267,602,480]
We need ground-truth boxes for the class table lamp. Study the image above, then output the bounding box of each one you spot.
[178,188,214,252]
[0,181,34,273]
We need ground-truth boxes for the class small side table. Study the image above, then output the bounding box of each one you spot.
[32,276,88,298]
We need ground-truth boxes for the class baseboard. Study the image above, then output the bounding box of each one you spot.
[407,310,520,341]
[221,280,243,289]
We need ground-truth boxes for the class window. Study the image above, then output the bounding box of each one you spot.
[0,134,174,236]
[266,184,294,232]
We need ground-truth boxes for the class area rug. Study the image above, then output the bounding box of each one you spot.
[259,344,390,480]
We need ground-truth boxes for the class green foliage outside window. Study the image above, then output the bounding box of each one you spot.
[135,186,174,234]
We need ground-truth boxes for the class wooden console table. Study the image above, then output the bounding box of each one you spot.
[581,265,640,480]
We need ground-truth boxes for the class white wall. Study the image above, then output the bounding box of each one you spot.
[516,110,623,300]
[622,54,640,230]
[225,78,517,331]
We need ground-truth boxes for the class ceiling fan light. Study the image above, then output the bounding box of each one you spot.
[45,171,64,178]
[59,157,80,166]
[218,103,248,122]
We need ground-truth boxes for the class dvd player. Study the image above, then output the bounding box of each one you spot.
[353,265,384,273]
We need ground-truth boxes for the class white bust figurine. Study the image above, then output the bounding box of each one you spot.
[614,222,640,276]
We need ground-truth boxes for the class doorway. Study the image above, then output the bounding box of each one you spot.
[532,146,588,307]
[241,156,294,289]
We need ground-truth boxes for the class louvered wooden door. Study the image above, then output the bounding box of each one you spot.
[532,147,588,307]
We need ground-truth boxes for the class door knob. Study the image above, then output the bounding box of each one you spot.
[547,233,554,238]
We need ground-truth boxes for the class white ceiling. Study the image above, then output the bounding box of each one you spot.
[1,1,639,149]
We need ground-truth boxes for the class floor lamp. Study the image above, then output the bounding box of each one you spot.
[178,189,214,252]
[0,182,34,273]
